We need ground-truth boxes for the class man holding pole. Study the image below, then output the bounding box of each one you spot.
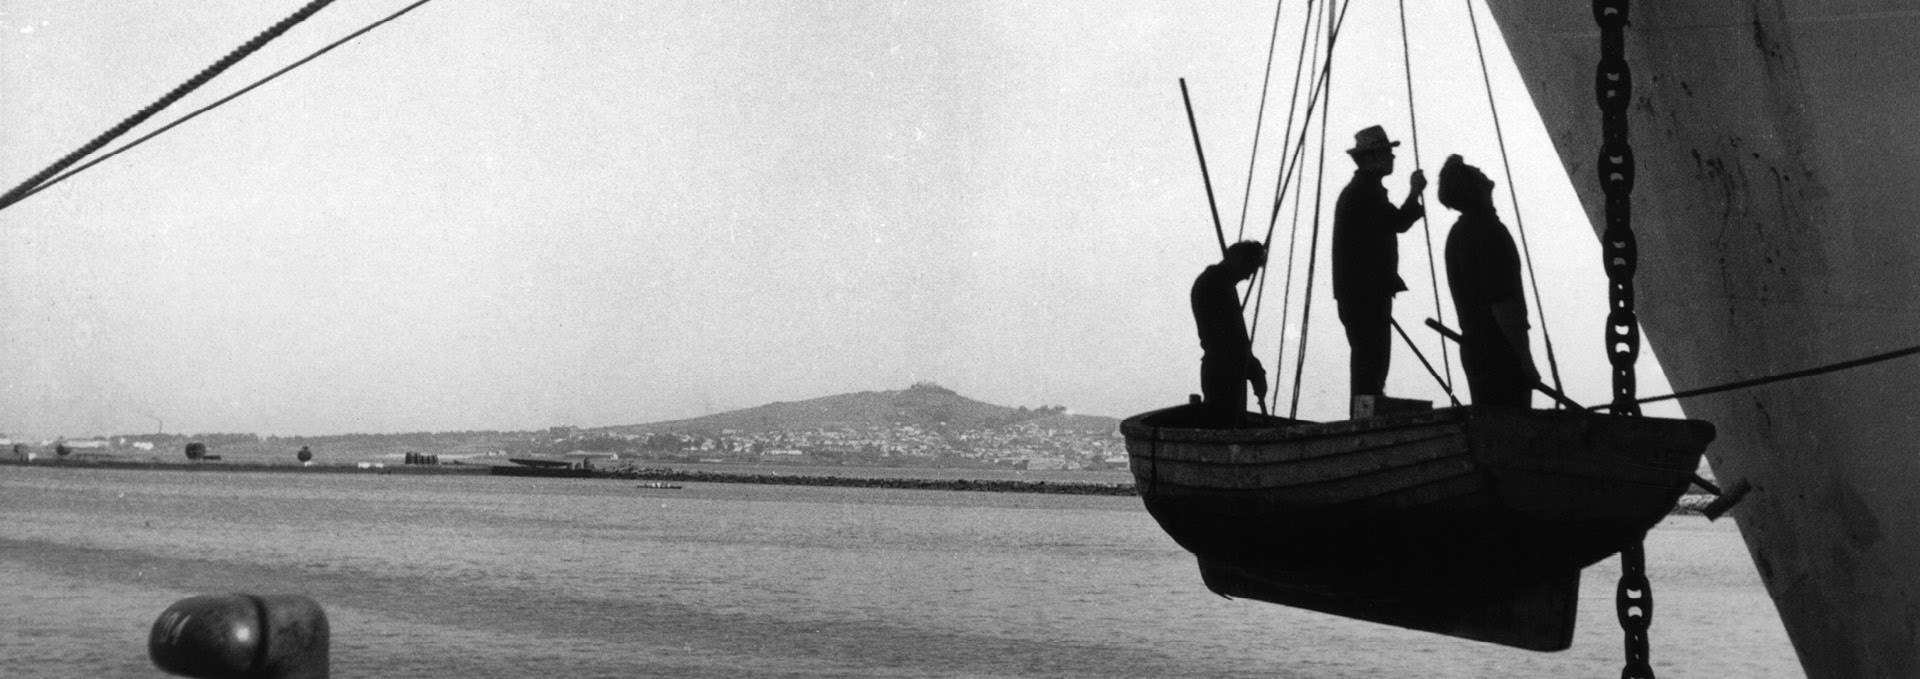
[1333,125,1426,416]
[1191,241,1270,426]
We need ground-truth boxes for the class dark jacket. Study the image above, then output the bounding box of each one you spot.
[1333,170,1423,300]
[1445,211,1525,352]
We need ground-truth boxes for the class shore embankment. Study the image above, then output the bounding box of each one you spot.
[1,457,1718,509]
[614,467,1137,496]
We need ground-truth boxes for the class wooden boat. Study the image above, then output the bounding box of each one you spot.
[1122,402,1714,650]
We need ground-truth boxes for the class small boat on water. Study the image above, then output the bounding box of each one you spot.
[1122,403,1713,650]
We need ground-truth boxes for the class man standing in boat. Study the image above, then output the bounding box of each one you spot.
[1191,240,1269,426]
[1332,125,1426,415]
[1438,155,1538,407]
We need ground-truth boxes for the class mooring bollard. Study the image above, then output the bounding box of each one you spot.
[149,593,329,679]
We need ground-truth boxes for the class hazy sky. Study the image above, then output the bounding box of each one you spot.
[0,1,1680,437]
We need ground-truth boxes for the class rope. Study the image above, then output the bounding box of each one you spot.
[1288,0,1351,419]
[1248,0,1324,401]
[1233,0,1292,244]
[1250,0,1343,292]
[0,0,341,211]
[1594,342,1920,411]
[8,0,440,209]
[1243,0,1329,411]
[1398,0,1455,392]
[1463,0,1567,395]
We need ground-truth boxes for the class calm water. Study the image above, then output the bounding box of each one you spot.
[1,466,1798,678]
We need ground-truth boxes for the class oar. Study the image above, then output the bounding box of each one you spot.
[1423,318,1583,410]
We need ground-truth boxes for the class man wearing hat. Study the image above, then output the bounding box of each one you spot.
[1332,125,1426,414]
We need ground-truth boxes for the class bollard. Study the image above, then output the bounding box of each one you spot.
[149,593,329,679]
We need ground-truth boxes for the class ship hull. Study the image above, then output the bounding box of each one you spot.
[1481,2,1920,676]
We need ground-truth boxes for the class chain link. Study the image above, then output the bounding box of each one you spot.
[1595,1,1653,677]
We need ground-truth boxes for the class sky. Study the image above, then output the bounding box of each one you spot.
[0,0,1681,438]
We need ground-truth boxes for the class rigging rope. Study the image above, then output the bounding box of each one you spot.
[1237,0,1331,413]
[1288,0,1351,419]
[8,0,440,209]
[1267,1,1328,402]
[1397,0,1455,394]
[1233,0,1292,244]
[1248,0,1325,412]
[1462,0,1568,397]
[1597,341,1920,411]
[0,0,341,211]
[1251,0,1341,404]
[1240,0,1336,413]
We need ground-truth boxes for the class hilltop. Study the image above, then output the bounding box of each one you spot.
[593,382,1119,436]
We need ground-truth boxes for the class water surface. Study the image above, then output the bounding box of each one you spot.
[1,466,1796,677]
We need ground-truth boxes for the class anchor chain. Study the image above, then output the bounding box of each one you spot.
[1595,1,1654,677]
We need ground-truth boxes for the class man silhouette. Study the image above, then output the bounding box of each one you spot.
[1332,125,1426,415]
[1191,241,1269,426]
[1439,154,1538,407]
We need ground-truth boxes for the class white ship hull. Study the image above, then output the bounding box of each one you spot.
[1481,2,1920,677]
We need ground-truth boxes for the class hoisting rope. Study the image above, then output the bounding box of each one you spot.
[1241,0,1344,416]
[1589,1,1654,677]
[1244,0,1320,414]
[4,0,440,211]
[1397,0,1456,394]
[1239,0,1343,415]
[1462,0,1569,398]
[1287,0,1351,420]
[0,0,341,212]
[1233,0,1293,245]
[1247,0,1328,412]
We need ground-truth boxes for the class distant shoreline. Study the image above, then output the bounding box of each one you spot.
[0,457,1136,496]
[1,457,1718,510]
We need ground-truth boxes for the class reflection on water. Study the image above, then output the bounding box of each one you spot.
[1,466,1795,678]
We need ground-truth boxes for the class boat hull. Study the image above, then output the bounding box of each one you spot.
[1123,404,1712,649]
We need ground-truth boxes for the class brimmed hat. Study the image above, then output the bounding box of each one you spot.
[1346,125,1401,155]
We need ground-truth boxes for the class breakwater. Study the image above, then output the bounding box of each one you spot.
[605,467,1139,496]
[0,458,1718,509]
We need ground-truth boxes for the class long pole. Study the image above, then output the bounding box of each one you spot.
[1180,78,1228,256]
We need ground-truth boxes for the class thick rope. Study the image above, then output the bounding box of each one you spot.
[1288,0,1352,419]
[1463,0,1567,395]
[1594,342,1920,411]
[0,0,340,211]
[1399,0,1455,391]
[1248,0,1331,414]
[1247,0,1324,355]
[1233,0,1292,244]
[10,0,439,209]
[1247,0,1322,413]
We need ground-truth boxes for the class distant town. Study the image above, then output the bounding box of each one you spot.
[2,383,1132,472]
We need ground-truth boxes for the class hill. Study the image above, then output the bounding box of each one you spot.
[594,382,1119,435]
